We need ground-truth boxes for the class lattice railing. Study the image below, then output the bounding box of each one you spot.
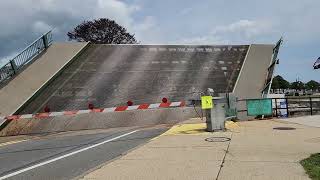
[0,31,53,84]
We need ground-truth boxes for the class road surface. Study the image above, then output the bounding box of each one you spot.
[0,126,168,180]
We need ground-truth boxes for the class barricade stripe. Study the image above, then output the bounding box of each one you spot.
[64,111,79,115]
[91,109,103,113]
[77,110,91,114]
[115,106,128,111]
[126,105,139,110]
[49,112,64,117]
[34,113,50,118]
[138,104,149,109]
[3,101,186,120]
[20,114,33,119]
[6,115,21,120]
[180,101,186,107]
[148,103,161,109]
[169,102,181,107]
[159,103,170,108]
[102,107,117,113]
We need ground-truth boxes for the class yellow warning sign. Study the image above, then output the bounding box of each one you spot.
[201,96,213,109]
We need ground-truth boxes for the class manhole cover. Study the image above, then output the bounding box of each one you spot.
[273,127,296,130]
[205,137,231,142]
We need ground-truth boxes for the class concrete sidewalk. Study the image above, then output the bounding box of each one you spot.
[278,115,320,128]
[81,119,320,180]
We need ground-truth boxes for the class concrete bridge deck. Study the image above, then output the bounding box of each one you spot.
[0,42,88,117]
[19,44,250,114]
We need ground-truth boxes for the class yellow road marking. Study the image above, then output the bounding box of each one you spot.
[161,121,240,136]
[0,139,27,147]
[163,123,209,135]
[225,121,240,129]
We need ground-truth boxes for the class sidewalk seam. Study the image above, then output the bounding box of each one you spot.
[216,132,233,180]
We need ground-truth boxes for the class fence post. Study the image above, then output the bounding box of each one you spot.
[275,98,278,117]
[42,34,48,48]
[310,97,313,116]
[286,98,289,117]
[9,60,17,74]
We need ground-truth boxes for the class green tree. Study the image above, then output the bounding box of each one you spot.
[305,80,320,91]
[271,75,290,89]
[290,81,305,91]
[67,18,137,44]
[271,76,280,89]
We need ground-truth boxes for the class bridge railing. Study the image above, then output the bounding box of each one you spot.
[0,31,53,84]
[261,38,283,97]
[237,96,320,118]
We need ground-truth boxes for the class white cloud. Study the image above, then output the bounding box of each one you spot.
[94,0,140,29]
[212,20,274,39]
[134,16,156,32]
[132,16,166,43]
[0,0,139,37]
[0,51,18,66]
[177,36,229,45]
[176,19,275,44]
[32,21,53,34]
[0,0,141,57]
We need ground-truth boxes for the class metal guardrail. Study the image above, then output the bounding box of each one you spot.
[261,38,283,96]
[0,31,53,84]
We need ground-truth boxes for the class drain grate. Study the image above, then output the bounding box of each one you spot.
[205,137,231,142]
[273,127,296,130]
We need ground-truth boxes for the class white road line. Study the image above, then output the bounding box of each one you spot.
[0,130,138,180]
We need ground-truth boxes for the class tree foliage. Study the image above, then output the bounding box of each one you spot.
[290,81,305,91]
[271,75,290,89]
[67,18,137,44]
[305,80,320,90]
[271,75,320,91]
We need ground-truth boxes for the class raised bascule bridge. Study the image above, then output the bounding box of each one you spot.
[0,31,280,135]
[19,44,250,113]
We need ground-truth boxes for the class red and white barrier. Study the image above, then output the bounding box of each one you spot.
[2,101,186,121]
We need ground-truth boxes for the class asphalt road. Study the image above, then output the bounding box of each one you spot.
[0,126,168,180]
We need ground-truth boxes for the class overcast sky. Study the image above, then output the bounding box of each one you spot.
[0,0,319,82]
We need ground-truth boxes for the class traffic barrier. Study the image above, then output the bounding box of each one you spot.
[1,101,186,121]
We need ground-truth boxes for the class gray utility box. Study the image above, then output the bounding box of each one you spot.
[206,97,226,132]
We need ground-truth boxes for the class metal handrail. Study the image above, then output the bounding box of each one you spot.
[261,38,283,95]
[237,96,320,117]
[0,31,53,84]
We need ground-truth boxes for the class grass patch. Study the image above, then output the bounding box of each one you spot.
[300,153,320,180]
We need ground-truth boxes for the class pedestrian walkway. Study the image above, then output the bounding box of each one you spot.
[0,42,88,118]
[278,115,320,128]
[81,118,320,180]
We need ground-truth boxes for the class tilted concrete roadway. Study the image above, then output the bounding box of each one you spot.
[0,126,168,180]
